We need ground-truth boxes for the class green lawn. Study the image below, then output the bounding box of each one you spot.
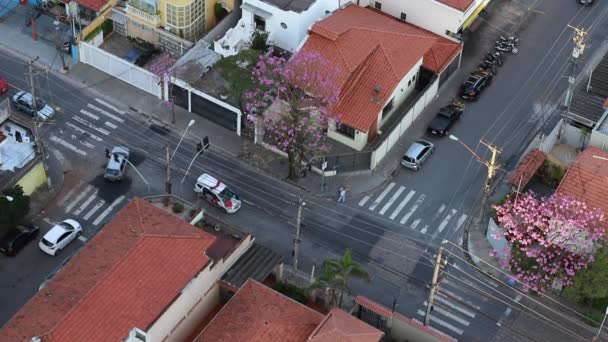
[214,49,263,101]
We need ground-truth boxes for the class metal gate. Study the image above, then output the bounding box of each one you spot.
[190,92,240,132]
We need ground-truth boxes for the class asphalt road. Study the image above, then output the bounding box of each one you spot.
[0,0,607,340]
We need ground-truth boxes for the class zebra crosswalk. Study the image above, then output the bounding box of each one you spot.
[358,182,467,237]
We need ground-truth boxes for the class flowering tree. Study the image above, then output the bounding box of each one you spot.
[149,53,178,123]
[244,51,340,180]
[493,191,606,292]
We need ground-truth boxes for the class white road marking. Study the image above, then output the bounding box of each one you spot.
[497,307,513,327]
[95,98,126,115]
[65,185,93,213]
[435,296,476,318]
[390,190,415,220]
[423,301,470,326]
[57,183,83,206]
[87,103,125,123]
[437,209,458,235]
[80,141,95,149]
[410,218,421,229]
[105,121,117,129]
[43,218,56,226]
[420,225,428,234]
[440,288,482,311]
[369,183,395,211]
[93,195,125,226]
[454,214,468,232]
[50,136,87,156]
[379,186,405,215]
[457,236,463,245]
[66,122,103,142]
[72,116,110,135]
[84,200,105,220]
[78,235,88,242]
[358,196,371,207]
[74,189,98,215]
[79,109,99,120]
[417,309,464,335]
[515,294,522,302]
[400,194,426,224]
[433,204,446,220]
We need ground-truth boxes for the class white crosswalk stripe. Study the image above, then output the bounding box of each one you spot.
[105,121,117,129]
[369,182,395,211]
[379,186,405,215]
[400,194,426,224]
[57,182,83,206]
[50,136,87,156]
[434,296,476,318]
[358,196,370,207]
[87,103,125,123]
[433,204,446,220]
[95,98,126,115]
[417,309,464,335]
[455,214,468,232]
[73,189,99,215]
[389,189,415,220]
[66,122,103,142]
[410,218,421,230]
[72,116,110,136]
[423,301,470,326]
[93,195,126,226]
[83,200,105,220]
[436,209,457,235]
[80,109,100,120]
[65,185,94,212]
[439,287,482,311]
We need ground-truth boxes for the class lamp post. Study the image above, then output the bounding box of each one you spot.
[0,195,14,202]
[171,119,195,161]
[593,306,608,341]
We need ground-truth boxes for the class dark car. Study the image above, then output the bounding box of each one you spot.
[427,102,465,136]
[459,73,492,101]
[578,0,593,5]
[0,224,40,256]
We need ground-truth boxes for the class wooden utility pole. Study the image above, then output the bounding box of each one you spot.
[293,197,305,271]
[424,247,444,326]
[479,139,502,193]
[165,144,172,194]
[27,57,51,187]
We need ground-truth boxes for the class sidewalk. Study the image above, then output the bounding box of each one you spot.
[26,148,66,221]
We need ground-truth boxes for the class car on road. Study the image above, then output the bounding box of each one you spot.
[38,219,82,256]
[194,173,241,213]
[0,224,39,256]
[578,0,594,5]
[401,139,435,171]
[459,73,492,101]
[427,101,465,136]
[11,91,55,120]
[0,75,8,94]
[104,146,130,181]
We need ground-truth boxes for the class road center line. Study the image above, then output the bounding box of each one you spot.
[379,185,405,215]
[369,182,395,211]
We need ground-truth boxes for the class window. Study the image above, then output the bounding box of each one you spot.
[400,12,406,21]
[374,2,381,10]
[382,98,394,119]
[336,123,355,139]
[408,80,411,87]
[254,15,266,31]
[280,22,287,29]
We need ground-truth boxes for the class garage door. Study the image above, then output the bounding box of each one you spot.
[171,85,240,132]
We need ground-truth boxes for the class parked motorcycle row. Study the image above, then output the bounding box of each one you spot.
[459,35,520,101]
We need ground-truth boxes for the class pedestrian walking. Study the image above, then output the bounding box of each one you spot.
[337,187,346,203]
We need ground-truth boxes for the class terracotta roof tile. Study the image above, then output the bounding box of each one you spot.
[307,308,384,342]
[0,197,216,342]
[194,279,324,341]
[437,0,474,11]
[298,5,461,132]
[73,0,109,12]
[557,146,608,228]
[507,149,547,188]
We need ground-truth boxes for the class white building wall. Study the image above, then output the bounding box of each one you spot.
[377,59,422,130]
[327,121,368,151]
[146,235,254,342]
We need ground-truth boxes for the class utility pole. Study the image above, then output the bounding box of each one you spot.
[27,57,51,188]
[479,139,502,193]
[424,247,444,326]
[293,197,306,271]
[165,144,172,194]
[565,25,588,110]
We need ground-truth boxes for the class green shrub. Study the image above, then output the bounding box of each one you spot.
[250,30,269,52]
[161,197,170,207]
[172,202,184,213]
[274,282,309,304]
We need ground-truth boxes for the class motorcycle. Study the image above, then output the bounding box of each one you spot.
[485,52,504,67]
[495,42,518,55]
[499,35,519,46]
[478,61,497,75]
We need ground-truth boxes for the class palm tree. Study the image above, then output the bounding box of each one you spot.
[311,248,370,308]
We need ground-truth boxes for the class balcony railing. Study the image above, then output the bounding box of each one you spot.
[126,5,161,27]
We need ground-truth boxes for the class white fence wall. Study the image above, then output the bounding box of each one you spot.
[539,119,562,153]
[79,41,162,98]
[370,78,439,169]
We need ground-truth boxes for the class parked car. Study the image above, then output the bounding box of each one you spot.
[578,0,594,5]
[0,75,8,95]
[401,139,435,171]
[11,91,55,120]
[194,173,241,213]
[104,146,130,181]
[39,219,82,256]
[459,73,492,101]
[427,101,465,136]
[0,224,39,256]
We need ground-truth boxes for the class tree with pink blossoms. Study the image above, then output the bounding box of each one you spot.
[244,51,340,180]
[493,191,606,293]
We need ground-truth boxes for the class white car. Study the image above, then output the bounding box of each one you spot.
[39,219,82,256]
[194,173,241,214]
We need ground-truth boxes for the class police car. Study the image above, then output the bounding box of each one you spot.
[194,173,241,214]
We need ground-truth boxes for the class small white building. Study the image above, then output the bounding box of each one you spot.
[214,0,341,57]
[362,0,492,41]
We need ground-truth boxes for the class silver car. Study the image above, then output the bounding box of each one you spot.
[104,146,130,181]
[12,91,55,120]
[401,139,435,171]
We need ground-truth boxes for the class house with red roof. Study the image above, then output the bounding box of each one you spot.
[0,197,257,342]
[193,279,384,342]
[361,0,492,41]
[298,5,462,151]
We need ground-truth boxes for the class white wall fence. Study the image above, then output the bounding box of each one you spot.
[538,119,563,153]
[79,41,162,98]
[214,17,252,58]
[370,77,439,169]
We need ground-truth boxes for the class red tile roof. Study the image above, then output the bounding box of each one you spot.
[507,149,547,189]
[194,279,324,341]
[73,0,109,12]
[354,296,457,342]
[557,146,608,226]
[308,308,384,342]
[0,197,216,342]
[437,0,475,11]
[299,5,461,132]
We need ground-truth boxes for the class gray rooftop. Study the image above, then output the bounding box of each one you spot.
[261,0,316,12]
[567,52,608,127]
[221,243,283,288]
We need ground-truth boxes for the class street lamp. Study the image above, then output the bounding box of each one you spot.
[170,119,195,161]
[1,195,14,202]
[593,306,608,341]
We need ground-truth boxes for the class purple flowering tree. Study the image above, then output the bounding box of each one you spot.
[244,51,340,180]
[493,191,606,292]
[149,53,178,123]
